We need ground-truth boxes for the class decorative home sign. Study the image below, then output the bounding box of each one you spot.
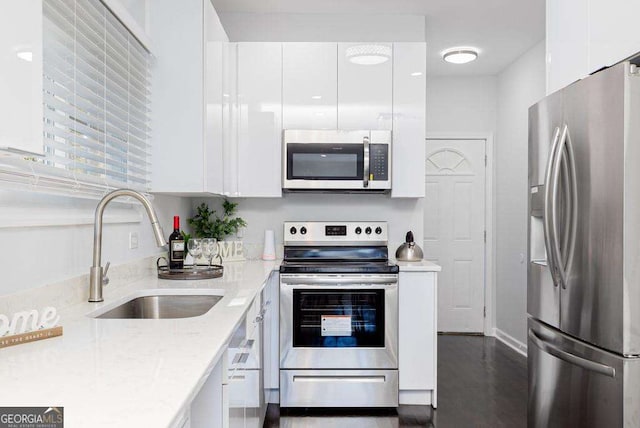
[218,240,245,261]
[0,307,63,349]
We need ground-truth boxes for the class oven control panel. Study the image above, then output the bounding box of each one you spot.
[284,221,388,245]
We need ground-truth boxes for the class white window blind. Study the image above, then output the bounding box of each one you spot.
[1,0,152,198]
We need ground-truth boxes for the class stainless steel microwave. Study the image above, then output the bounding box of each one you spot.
[282,130,392,192]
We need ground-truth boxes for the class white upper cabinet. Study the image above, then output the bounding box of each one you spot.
[150,0,228,194]
[236,43,283,198]
[338,43,393,130]
[391,43,426,198]
[587,0,640,73]
[546,0,589,94]
[204,2,225,196]
[283,43,338,130]
[547,0,640,94]
[0,0,43,156]
[222,43,239,197]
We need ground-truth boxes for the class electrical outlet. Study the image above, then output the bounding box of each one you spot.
[129,232,139,249]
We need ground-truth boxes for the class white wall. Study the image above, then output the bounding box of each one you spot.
[218,13,425,42]
[426,76,497,133]
[0,191,189,296]
[495,41,546,346]
[194,195,423,260]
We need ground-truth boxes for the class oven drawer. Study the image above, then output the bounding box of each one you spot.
[280,369,398,408]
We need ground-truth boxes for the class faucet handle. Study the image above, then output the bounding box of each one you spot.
[103,261,110,286]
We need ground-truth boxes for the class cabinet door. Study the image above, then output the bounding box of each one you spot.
[282,43,337,130]
[150,0,205,192]
[399,272,436,391]
[262,271,279,394]
[0,0,43,156]
[236,42,282,197]
[203,0,224,195]
[546,0,589,94]
[391,43,426,198]
[227,315,248,428]
[588,0,640,73]
[222,42,238,197]
[337,43,392,130]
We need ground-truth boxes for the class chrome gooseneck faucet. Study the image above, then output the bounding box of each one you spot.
[89,189,166,302]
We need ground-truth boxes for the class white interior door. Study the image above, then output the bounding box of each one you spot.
[424,139,486,333]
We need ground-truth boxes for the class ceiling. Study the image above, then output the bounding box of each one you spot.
[210,0,545,76]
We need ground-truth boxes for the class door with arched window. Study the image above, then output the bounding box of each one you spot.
[424,139,486,333]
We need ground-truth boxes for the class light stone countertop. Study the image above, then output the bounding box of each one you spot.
[393,259,442,272]
[0,259,279,428]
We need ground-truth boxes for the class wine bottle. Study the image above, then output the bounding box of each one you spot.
[169,216,185,270]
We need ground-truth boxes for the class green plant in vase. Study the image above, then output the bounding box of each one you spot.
[188,200,247,240]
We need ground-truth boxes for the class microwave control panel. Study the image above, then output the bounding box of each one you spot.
[370,144,389,181]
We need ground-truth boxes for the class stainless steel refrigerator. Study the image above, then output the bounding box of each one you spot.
[528,59,640,427]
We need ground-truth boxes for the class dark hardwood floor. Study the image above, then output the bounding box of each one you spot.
[264,335,527,427]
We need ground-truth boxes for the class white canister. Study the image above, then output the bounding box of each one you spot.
[262,230,276,260]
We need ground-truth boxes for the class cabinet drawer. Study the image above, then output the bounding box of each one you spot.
[229,369,261,408]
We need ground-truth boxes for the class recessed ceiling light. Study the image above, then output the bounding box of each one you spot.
[411,72,423,76]
[346,44,392,65]
[311,95,322,100]
[16,50,33,62]
[442,47,479,64]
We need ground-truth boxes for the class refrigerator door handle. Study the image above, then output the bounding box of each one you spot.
[563,125,578,289]
[528,329,616,378]
[544,126,562,287]
[551,125,578,289]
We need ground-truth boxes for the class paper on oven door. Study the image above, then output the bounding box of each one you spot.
[321,315,352,336]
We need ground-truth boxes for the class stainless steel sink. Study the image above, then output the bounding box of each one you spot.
[94,294,223,319]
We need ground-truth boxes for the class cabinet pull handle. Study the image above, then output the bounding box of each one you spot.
[232,352,249,365]
[240,339,254,350]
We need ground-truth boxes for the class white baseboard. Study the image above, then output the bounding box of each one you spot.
[265,389,279,404]
[492,328,528,357]
[399,390,433,406]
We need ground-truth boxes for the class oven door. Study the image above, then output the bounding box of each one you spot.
[280,274,398,370]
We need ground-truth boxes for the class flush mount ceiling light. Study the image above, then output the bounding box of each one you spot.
[346,44,392,65]
[442,47,479,64]
[16,50,33,62]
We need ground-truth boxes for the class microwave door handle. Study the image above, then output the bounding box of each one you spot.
[363,136,370,188]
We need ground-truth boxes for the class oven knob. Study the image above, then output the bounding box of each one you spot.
[355,227,362,235]
[300,227,307,235]
[290,227,297,235]
[375,227,382,235]
[365,227,372,235]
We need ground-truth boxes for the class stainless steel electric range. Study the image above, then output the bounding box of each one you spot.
[279,221,399,408]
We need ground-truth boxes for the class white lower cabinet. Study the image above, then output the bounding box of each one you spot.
[188,289,269,428]
[262,271,280,403]
[398,271,438,407]
[188,357,224,428]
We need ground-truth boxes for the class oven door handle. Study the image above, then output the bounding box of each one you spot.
[280,276,398,286]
